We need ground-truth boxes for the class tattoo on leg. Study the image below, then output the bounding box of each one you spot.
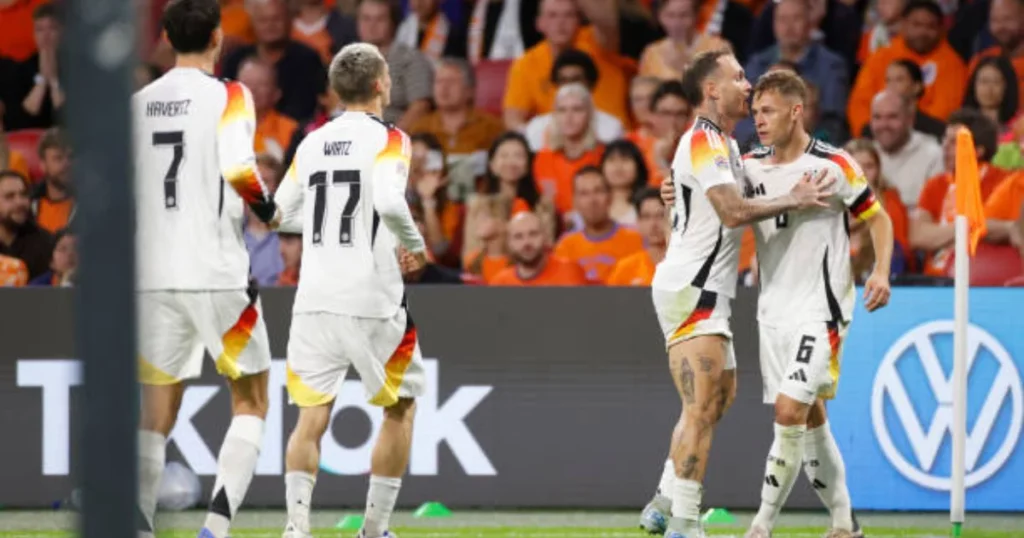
[715,385,729,422]
[681,455,700,479]
[698,355,714,372]
[680,358,695,405]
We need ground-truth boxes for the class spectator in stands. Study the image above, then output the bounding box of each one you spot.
[801,81,848,145]
[276,232,302,286]
[502,0,630,130]
[964,55,1021,131]
[405,200,469,284]
[410,133,464,266]
[29,226,74,286]
[0,0,48,62]
[627,75,659,136]
[292,0,357,66]
[967,0,1024,110]
[912,109,1006,275]
[750,0,861,70]
[473,131,557,241]
[410,58,503,159]
[219,0,256,49]
[0,252,28,287]
[396,0,468,62]
[553,166,643,282]
[848,0,967,137]
[245,154,284,286]
[238,56,298,163]
[490,210,587,286]
[524,49,624,151]
[465,0,542,64]
[0,170,52,279]
[356,0,434,129]
[983,168,1024,246]
[1,3,63,131]
[462,193,511,282]
[601,139,649,225]
[533,84,606,216]
[845,138,910,279]
[638,0,730,81]
[745,0,848,126]
[870,89,944,207]
[0,103,30,180]
[645,80,692,185]
[221,0,326,122]
[861,59,945,141]
[858,0,905,63]
[30,127,73,234]
[606,187,666,286]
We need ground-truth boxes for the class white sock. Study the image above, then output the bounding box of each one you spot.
[203,415,264,538]
[752,423,806,531]
[285,471,316,534]
[670,477,702,527]
[363,475,402,538]
[137,430,166,537]
[805,422,854,531]
[654,458,675,507]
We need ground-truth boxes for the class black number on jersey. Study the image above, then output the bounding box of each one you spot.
[152,131,184,209]
[775,212,789,229]
[795,335,816,364]
[309,170,361,246]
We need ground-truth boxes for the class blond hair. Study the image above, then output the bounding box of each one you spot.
[546,83,598,153]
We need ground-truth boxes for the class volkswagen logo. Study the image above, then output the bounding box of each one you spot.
[871,321,1023,491]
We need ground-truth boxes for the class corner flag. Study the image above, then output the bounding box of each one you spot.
[954,126,988,255]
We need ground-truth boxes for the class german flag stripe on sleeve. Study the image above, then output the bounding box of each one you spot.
[690,129,727,171]
[824,150,865,187]
[224,163,268,206]
[219,81,251,129]
[849,188,881,221]
[376,127,409,165]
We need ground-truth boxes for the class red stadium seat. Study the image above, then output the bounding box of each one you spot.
[947,243,1024,286]
[6,128,45,181]
[474,59,514,118]
[1005,275,1024,286]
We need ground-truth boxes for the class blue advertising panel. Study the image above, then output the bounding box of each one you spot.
[832,288,1024,511]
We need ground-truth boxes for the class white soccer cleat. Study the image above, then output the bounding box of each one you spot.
[744,524,772,538]
[824,529,855,538]
[282,522,312,538]
[639,497,671,534]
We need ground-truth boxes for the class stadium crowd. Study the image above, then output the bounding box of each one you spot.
[2,0,1024,287]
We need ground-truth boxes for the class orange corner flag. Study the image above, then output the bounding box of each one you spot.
[954,126,987,256]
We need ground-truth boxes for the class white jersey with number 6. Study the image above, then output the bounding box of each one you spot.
[274,111,426,319]
[132,67,275,291]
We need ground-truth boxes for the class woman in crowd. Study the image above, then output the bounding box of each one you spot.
[410,133,465,268]
[845,138,910,280]
[600,139,650,226]
[963,55,1021,133]
[533,84,606,218]
[638,0,730,81]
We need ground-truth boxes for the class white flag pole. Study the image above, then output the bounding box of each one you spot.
[951,215,969,538]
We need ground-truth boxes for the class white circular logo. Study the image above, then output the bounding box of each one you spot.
[871,320,1023,491]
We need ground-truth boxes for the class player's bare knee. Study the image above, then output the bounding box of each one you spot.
[805,399,828,429]
[294,404,332,442]
[383,397,416,423]
[140,383,184,436]
[774,395,810,426]
[228,371,270,418]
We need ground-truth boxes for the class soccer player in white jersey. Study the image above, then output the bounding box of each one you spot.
[131,1,279,538]
[272,42,428,538]
[741,71,894,538]
[645,49,834,538]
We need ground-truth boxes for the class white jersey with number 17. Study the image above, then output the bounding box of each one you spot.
[652,116,747,298]
[274,112,426,319]
[132,67,276,291]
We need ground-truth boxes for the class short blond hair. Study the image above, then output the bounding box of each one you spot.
[752,70,808,103]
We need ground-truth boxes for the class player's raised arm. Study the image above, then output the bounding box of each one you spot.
[217,81,277,223]
[372,128,427,256]
[271,160,304,233]
[692,129,832,228]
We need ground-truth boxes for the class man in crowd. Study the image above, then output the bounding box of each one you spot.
[29,126,74,233]
[0,170,52,280]
[490,210,587,285]
[238,57,298,164]
[869,89,943,207]
[606,187,666,286]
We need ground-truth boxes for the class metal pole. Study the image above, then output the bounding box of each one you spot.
[951,216,969,538]
[65,0,138,536]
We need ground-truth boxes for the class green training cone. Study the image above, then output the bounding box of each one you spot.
[701,507,736,525]
[413,501,453,518]
[335,515,365,530]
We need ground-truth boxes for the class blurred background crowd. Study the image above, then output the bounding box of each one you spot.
[2,0,1024,288]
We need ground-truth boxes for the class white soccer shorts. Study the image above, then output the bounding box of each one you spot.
[285,308,426,408]
[137,287,272,384]
[651,285,736,369]
[759,320,848,405]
